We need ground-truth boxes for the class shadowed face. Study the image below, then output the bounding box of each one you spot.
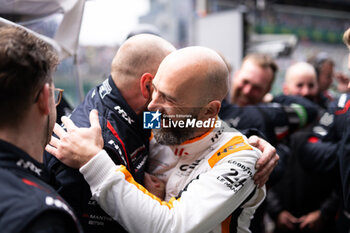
[231,60,273,106]
[318,61,334,92]
[284,73,318,100]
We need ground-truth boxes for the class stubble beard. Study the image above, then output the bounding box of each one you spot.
[153,127,196,145]
[153,110,200,145]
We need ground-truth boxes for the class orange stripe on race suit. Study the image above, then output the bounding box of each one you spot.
[208,136,253,168]
[117,165,177,209]
[221,215,232,233]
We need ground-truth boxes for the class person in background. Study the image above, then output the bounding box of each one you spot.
[230,53,277,107]
[308,52,335,108]
[297,28,350,233]
[221,53,319,233]
[222,54,318,146]
[282,62,319,102]
[0,26,82,233]
[267,61,339,233]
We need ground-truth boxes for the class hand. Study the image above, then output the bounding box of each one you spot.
[144,173,165,200]
[45,110,104,169]
[263,93,273,103]
[276,211,299,230]
[248,135,279,188]
[299,210,322,231]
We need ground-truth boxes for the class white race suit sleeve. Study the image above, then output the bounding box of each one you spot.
[80,147,265,233]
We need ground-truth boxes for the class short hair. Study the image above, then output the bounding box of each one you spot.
[126,24,161,40]
[243,53,278,82]
[111,34,175,87]
[343,28,350,49]
[0,26,58,127]
[307,52,334,79]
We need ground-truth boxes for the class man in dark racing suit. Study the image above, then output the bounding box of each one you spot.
[0,26,82,233]
[298,93,350,210]
[45,34,176,233]
[297,28,350,231]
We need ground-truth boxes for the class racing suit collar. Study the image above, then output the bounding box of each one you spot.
[169,119,225,157]
[103,75,145,130]
[0,139,44,179]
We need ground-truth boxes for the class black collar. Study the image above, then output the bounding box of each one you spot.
[0,139,44,179]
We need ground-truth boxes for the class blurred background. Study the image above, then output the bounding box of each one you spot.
[1,0,350,108]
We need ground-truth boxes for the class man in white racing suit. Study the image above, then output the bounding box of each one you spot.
[145,122,266,232]
[47,46,266,233]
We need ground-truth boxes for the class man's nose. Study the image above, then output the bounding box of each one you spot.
[301,87,311,97]
[148,92,160,112]
[242,84,252,94]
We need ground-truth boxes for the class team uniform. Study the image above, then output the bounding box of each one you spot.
[299,93,350,213]
[220,95,318,187]
[219,95,318,145]
[0,139,82,233]
[45,76,150,233]
[79,121,266,233]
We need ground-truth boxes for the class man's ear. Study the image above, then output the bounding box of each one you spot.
[37,83,51,115]
[200,100,221,120]
[140,73,153,99]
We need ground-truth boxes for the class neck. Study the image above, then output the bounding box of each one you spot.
[0,118,45,163]
[118,82,146,116]
[182,116,218,145]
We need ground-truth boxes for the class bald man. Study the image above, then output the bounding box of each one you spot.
[283,62,319,101]
[45,34,176,233]
[268,62,339,233]
[47,46,266,233]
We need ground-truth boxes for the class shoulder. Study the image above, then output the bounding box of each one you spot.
[0,169,79,232]
[208,132,260,169]
[24,210,81,233]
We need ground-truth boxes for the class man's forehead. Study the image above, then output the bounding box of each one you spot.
[152,73,178,97]
[152,70,202,106]
[294,73,316,81]
[240,65,271,84]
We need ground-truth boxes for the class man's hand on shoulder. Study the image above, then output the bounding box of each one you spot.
[248,136,279,188]
[45,110,104,169]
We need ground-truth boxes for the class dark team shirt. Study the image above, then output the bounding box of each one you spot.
[45,76,150,233]
[219,95,318,145]
[219,95,318,186]
[300,93,350,212]
[0,139,82,233]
